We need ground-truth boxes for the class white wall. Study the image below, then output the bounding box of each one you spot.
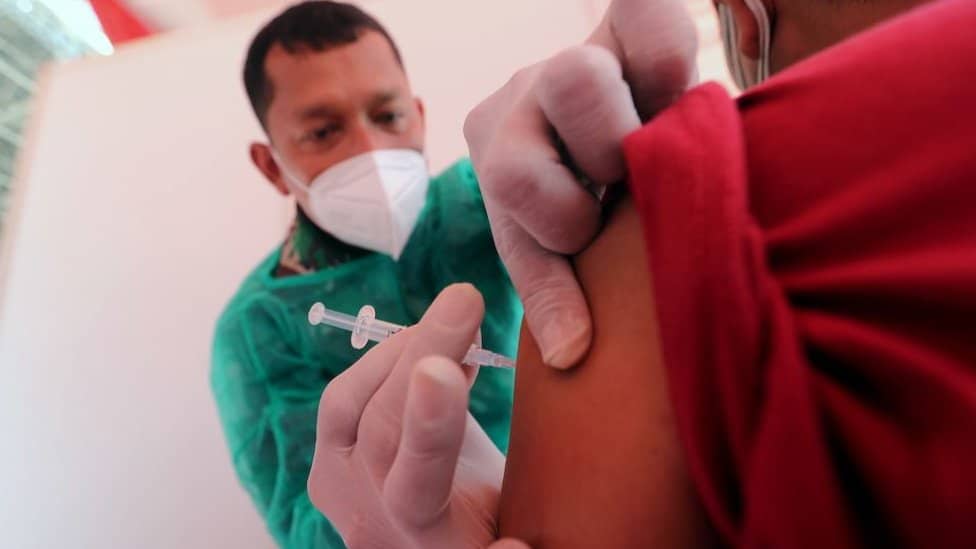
[584,0,734,89]
[0,2,598,548]
[0,9,289,549]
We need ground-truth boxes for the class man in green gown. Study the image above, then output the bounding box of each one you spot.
[210,3,521,547]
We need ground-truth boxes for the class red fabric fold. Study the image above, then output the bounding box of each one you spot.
[623,0,976,546]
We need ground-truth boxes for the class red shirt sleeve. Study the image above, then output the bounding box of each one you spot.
[622,1,976,547]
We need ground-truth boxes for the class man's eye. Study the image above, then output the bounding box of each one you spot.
[307,125,338,141]
[376,111,402,125]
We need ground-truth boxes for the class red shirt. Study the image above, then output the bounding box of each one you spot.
[623,0,976,547]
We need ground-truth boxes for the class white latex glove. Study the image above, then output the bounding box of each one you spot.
[307,284,530,549]
[463,0,698,368]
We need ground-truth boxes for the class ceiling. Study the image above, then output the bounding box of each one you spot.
[120,0,289,30]
[121,0,722,34]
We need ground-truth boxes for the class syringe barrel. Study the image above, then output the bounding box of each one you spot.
[319,308,358,331]
[360,321,404,342]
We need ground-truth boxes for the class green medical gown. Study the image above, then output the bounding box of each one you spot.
[211,159,522,548]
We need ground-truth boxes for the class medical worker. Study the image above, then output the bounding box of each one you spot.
[210,2,520,547]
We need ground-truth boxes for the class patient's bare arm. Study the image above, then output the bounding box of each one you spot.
[498,197,714,548]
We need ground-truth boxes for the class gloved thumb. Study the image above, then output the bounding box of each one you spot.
[383,356,469,528]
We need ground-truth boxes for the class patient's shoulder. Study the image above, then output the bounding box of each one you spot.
[499,196,713,548]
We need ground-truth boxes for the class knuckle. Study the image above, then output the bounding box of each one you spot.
[521,261,569,299]
[540,45,621,107]
[318,380,353,421]
[556,45,620,80]
[488,215,528,265]
[463,102,489,145]
[480,158,540,210]
[489,193,598,264]
[520,273,584,322]
[486,222,555,300]
[466,62,544,146]
[508,64,538,89]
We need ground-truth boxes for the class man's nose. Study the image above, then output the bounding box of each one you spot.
[346,120,393,155]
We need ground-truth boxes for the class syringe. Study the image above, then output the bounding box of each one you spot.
[308,302,515,369]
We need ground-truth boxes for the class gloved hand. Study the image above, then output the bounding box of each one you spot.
[307,284,530,549]
[463,0,698,368]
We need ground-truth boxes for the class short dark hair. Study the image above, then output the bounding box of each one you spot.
[243,1,403,128]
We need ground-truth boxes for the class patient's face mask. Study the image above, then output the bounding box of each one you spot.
[275,149,430,260]
[717,0,772,89]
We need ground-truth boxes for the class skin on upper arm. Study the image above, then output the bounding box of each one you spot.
[497,196,715,548]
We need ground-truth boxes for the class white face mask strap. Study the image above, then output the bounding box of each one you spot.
[717,0,772,89]
[744,0,772,82]
[717,3,745,88]
[270,150,311,193]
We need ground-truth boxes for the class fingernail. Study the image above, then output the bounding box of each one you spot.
[422,357,460,387]
[539,316,591,369]
[427,283,483,329]
[415,358,464,423]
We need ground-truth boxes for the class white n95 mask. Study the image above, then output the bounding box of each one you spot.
[717,0,771,90]
[276,149,430,260]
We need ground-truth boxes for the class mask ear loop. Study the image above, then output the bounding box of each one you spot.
[744,0,772,83]
[716,0,772,89]
[271,150,312,193]
[716,2,748,90]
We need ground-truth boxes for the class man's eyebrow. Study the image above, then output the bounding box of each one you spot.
[368,90,400,110]
[296,102,341,120]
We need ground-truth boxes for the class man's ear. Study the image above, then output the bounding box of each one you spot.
[721,0,763,60]
[250,142,290,196]
[414,96,426,134]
